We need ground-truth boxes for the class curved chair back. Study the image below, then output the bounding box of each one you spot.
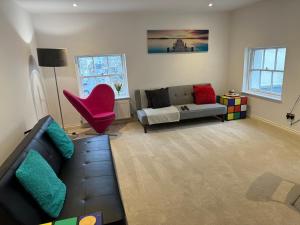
[63,84,116,133]
[63,90,94,123]
[83,84,115,115]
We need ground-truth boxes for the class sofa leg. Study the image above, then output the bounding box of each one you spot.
[215,115,225,122]
[143,125,148,133]
[222,114,225,122]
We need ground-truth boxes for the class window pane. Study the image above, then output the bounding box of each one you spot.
[260,71,272,91]
[81,77,97,97]
[94,57,108,75]
[250,71,260,90]
[276,48,286,71]
[95,76,111,86]
[272,72,284,94]
[78,57,95,76]
[264,49,276,70]
[108,56,123,75]
[252,50,264,69]
[77,54,129,99]
[81,76,112,97]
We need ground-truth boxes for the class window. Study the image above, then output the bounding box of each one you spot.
[243,47,286,100]
[75,54,129,99]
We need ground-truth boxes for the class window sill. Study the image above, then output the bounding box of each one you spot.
[115,96,130,100]
[80,95,130,100]
[242,91,282,103]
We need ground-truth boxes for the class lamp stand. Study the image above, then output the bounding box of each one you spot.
[286,94,300,127]
[53,67,65,129]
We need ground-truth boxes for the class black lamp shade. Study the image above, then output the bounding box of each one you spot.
[37,48,68,67]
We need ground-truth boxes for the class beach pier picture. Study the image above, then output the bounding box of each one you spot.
[147,30,209,54]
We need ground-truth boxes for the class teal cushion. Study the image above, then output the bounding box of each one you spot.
[46,120,74,159]
[16,150,66,218]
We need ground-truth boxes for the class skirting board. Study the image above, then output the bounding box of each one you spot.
[250,115,300,136]
[64,118,135,131]
[64,123,82,130]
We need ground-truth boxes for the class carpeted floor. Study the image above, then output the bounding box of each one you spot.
[110,118,300,225]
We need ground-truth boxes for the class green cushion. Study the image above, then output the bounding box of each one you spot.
[46,120,74,159]
[16,150,66,218]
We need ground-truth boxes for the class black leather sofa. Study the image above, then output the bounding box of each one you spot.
[0,116,125,225]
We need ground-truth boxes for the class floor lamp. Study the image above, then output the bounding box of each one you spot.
[37,48,67,128]
[287,94,300,126]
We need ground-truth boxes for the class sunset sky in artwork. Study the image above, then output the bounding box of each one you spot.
[148,30,209,40]
[147,30,209,53]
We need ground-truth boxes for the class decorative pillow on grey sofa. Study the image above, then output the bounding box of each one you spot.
[145,90,154,108]
[145,88,171,109]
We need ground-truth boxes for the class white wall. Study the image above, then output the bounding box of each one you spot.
[32,12,230,127]
[229,0,300,132]
[0,0,45,165]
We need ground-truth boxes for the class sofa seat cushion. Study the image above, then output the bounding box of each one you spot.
[58,135,124,225]
[177,103,227,120]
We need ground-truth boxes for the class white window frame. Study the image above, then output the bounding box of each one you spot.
[75,54,129,100]
[242,47,286,101]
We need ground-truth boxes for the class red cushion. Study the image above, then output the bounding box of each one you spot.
[193,84,211,92]
[193,84,216,104]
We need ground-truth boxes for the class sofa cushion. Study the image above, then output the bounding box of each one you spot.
[58,135,125,225]
[135,84,213,110]
[145,90,153,108]
[145,88,171,109]
[46,121,74,159]
[16,150,66,218]
[168,85,194,105]
[177,103,227,120]
[137,104,227,125]
[193,84,216,105]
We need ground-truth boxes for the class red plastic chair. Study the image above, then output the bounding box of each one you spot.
[63,84,115,133]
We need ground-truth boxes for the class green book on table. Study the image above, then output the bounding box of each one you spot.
[40,212,103,225]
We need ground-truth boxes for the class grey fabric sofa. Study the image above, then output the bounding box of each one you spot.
[135,84,227,133]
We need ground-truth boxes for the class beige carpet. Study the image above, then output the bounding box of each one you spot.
[110,118,300,225]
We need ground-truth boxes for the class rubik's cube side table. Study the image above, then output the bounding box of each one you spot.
[217,95,248,121]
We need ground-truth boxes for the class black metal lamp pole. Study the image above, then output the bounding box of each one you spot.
[53,67,64,128]
[37,48,68,129]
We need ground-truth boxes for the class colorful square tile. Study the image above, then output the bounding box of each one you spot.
[241,105,247,111]
[220,98,223,104]
[55,218,77,225]
[223,98,228,105]
[241,96,248,105]
[241,111,247,119]
[234,105,241,112]
[228,106,235,113]
[228,99,235,106]
[235,98,241,105]
[234,112,241,120]
[227,113,234,121]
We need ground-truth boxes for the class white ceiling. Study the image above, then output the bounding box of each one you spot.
[16,0,263,14]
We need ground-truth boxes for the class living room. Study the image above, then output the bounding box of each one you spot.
[0,0,300,224]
